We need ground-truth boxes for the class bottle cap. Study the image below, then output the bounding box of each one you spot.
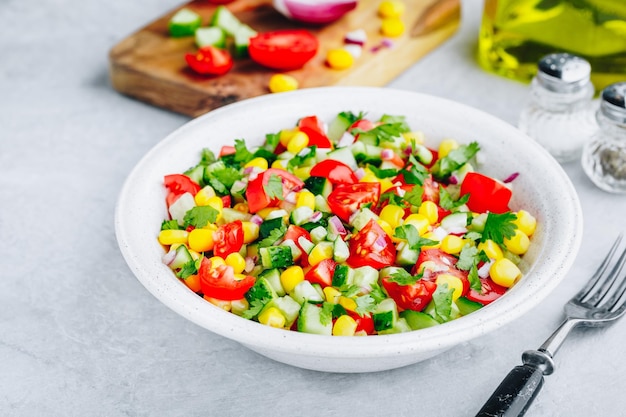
[600,82,626,123]
[536,53,591,93]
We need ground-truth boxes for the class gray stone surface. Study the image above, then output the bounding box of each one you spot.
[1,0,624,416]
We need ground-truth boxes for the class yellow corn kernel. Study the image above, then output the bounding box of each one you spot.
[268,73,299,93]
[287,131,309,154]
[208,256,226,268]
[244,157,269,170]
[230,298,249,316]
[477,239,504,260]
[233,202,249,213]
[440,234,465,255]
[333,315,358,336]
[234,273,249,281]
[379,204,405,229]
[418,201,439,225]
[359,172,379,183]
[326,48,354,70]
[378,0,405,18]
[271,159,288,170]
[188,249,201,261]
[402,131,425,145]
[376,219,396,241]
[380,17,405,37]
[436,273,464,301]
[293,166,312,180]
[296,190,316,210]
[338,296,357,312]
[421,231,441,249]
[257,207,279,219]
[241,221,260,244]
[279,128,298,147]
[205,196,224,214]
[187,228,215,252]
[280,266,305,294]
[504,229,530,255]
[158,229,189,245]
[225,252,246,274]
[204,296,231,311]
[490,258,522,288]
[308,242,334,266]
[404,213,430,235]
[379,178,395,192]
[513,210,537,237]
[324,286,342,304]
[258,307,286,328]
[438,139,459,158]
[194,185,216,206]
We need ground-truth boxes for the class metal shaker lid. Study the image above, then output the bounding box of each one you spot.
[600,82,626,123]
[536,53,591,93]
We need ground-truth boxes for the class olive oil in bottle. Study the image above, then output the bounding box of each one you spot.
[478,0,626,91]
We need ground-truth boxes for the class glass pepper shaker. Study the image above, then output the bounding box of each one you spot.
[581,82,626,194]
[518,53,596,163]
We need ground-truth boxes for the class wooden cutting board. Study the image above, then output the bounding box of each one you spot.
[109,0,460,117]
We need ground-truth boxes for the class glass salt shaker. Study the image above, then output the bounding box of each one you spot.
[518,53,596,163]
[581,82,626,194]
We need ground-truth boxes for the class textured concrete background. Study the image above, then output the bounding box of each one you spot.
[1,0,624,416]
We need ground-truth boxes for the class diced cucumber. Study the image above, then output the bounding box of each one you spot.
[281,239,303,261]
[332,264,352,287]
[373,298,399,332]
[168,8,202,37]
[413,144,433,165]
[456,296,483,316]
[233,24,257,57]
[452,162,474,184]
[263,295,300,327]
[168,245,193,270]
[352,266,378,294]
[168,192,196,226]
[183,165,204,184]
[230,178,247,202]
[400,310,440,330]
[327,112,355,142]
[304,176,332,197]
[221,207,251,223]
[259,217,284,238]
[257,268,285,296]
[195,26,226,48]
[379,266,405,280]
[395,243,419,267]
[440,212,469,231]
[315,194,331,213]
[468,212,488,232]
[290,206,314,226]
[265,209,288,220]
[356,131,379,146]
[309,226,327,243]
[349,207,379,230]
[297,236,315,254]
[259,246,293,269]
[424,299,461,323]
[245,277,277,304]
[210,5,241,35]
[292,280,325,304]
[297,303,332,335]
[377,317,412,334]
[350,142,384,166]
[333,238,350,263]
[325,146,358,170]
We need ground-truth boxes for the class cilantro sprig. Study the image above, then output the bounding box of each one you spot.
[183,205,219,228]
[386,268,423,286]
[481,212,518,244]
[431,142,480,182]
[394,224,439,250]
[264,174,284,200]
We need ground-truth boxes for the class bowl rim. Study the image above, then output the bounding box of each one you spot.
[115,86,583,360]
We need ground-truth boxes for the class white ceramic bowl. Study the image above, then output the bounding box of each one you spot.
[115,87,583,373]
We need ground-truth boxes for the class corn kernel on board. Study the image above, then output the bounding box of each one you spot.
[108,0,460,117]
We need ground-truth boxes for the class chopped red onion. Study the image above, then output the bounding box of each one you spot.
[343,44,362,59]
[250,214,263,225]
[372,235,388,251]
[310,211,323,222]
[328,215,347,236]
[344,29,367,45]
[285,191,297,204]
[274,0,358,25]
[354,167,365,180]
[244,257,256,273]
[478,260,493,278]
[503,172,520,183]
[162,249,177,266]
[337,131,356,148]
[381,38,394,48]
[381,149,394,161]
[448,175,459,185]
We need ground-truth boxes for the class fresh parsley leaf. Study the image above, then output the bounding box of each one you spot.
[355,295,377,316]
[456,245,488,291]
[176,258,201,280]
[287,146,316,170]
[263,132,280,153]
[332,303,348,319]
[340,111,364,124]
[400,157,429,185]
[320,302,334,326]
[234,139,254,163]
[369,165,398,179]
[183,205,219,228]
[468,265,481,292]
[432,283,454,322]
[241,298,269,319]
[204,160,243,193]
[431,142,480,181]
[439,187,470,210]
[378,191,405,207]
[369,282,387,303]
[161,219,180,230]
[257,225,287,248]
[387,268,423,286]
[251,149,277,166]
[339,284,361,298]
[481,212,518,244]
[464,231,483,242]
[394,225,439,250]
[403,186,424,207]
[378,114,411,131]
[264,174,284,200]
[359,123,408,143]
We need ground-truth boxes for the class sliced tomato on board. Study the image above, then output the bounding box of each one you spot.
[310,159,358,185]
[245,168,304,213]
[347,218,396,269]
[185,45,233,76]
[198,258,255,300]
[466,277,507,305]
[298,115,333,148]
[305,258,336,287]
[327,182,381,222]
[213,220,244,258]
[248,30,318,70]
[460,172,512,214]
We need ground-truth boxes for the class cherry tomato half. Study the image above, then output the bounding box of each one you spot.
[213,220,244,258]
[198,258,255,300]
[185,45,233,76]
[381,276,437,312]
[347,219,396,269]
[466,277,507,305]
[460,172,512,214]
[327,182,381,222]
[298,115,333,148]
[245,168,304,213]
[249,30,318,70]
[310,159,357,185]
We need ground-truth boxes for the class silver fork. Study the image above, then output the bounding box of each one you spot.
[475,233,626,417]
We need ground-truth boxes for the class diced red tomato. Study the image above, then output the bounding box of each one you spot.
[347,311,375,335]
[248,30,318,71]
[466,277,507,305]
[421,175,440,204]
[185,45,233,76]
[284,225,311,265]
[327,182,381,222]
[164,174,201,207]
[460,172,512,214]
[213,220,244,258]
[219,145,236,157]
[305,259,336,287]
[245,168,304,213]
[347,219,396,269]
[414,248,470,295]
[198,258,255,300]
[310,159,357,185]
[221,195,232,209]
[298,116,333,148]
[348,119,377,134]
[381,276,437,312]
